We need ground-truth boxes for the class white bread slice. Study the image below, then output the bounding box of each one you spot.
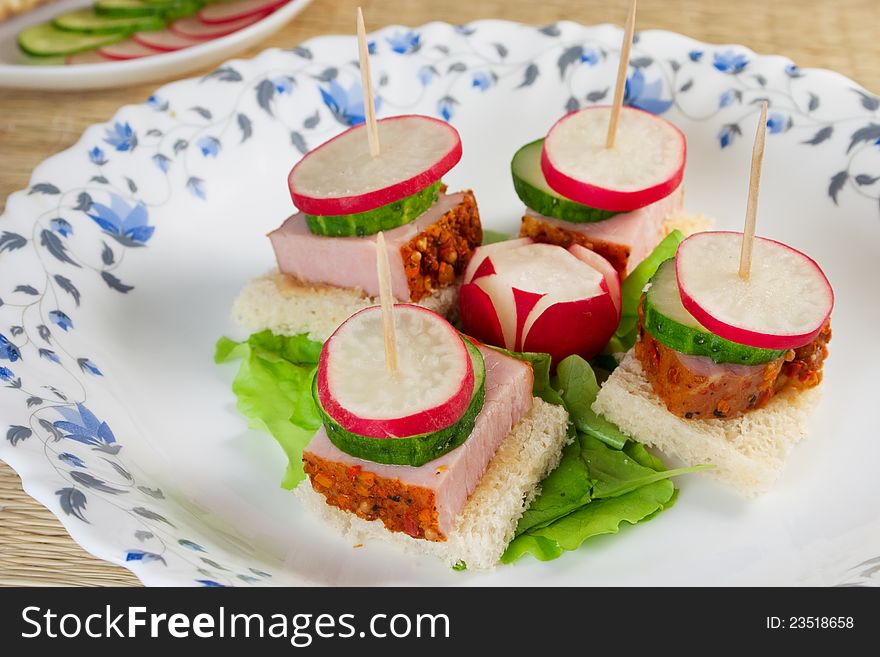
[663,211,713,237]
[233,272,459,342]
[295,397,570,570]
[593,351,820,496]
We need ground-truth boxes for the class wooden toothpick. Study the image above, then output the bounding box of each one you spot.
[605,0,638,149]
[357,7,380,158]
[738,101,768,280]
[375,232,399,375]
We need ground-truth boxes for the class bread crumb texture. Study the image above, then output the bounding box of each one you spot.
[593,352,820,496]
[295,398,570,569]
[232,272,459,342]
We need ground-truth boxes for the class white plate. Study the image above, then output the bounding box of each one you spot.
[1,19,879,587]
[0,0,312,90]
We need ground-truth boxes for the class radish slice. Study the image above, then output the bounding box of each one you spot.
[569,243,621,316]
[198,0,288,25]
[675,231,834,350]
[459,240,618,362]
[98,39,164,61]
[462,237,532,283]
[316,305,474,439]
[288,115,463,216]
[66,50,109,65]
[542,106,686,212]
[170,12,268,40]
[133,29,203,52]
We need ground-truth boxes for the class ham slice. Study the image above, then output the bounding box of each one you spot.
[520,185,684,276]
[270,192,464,301]
[302,344,534,539]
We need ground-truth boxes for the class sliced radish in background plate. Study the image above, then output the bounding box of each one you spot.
[133,29,203,52]
[66,50,109,65]
[317,305,474,439]
[675,231,834,350]
[198,0,288,24]
[170,12,269,40]
[98,39,164,61]
[542,106,686,212]
[459,239,619,362]
[289,115,463,216]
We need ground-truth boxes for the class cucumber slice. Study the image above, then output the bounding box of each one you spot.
[161,0,204,21]
[18,23,126,57]
[643,259,786,365]
[511,139,617,223]
[97,0,166,16]
[53,9,165,34]
[316,339,486,467]
[95,0,198,17]
[304,182,441,237]
[18,52,66,65]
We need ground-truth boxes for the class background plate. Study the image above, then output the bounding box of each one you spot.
[1,19,879,586]
[0,0,312,90]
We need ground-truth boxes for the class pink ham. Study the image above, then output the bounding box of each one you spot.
[270,191,464,301]
[302,344,534,537]
[523,184,684,276]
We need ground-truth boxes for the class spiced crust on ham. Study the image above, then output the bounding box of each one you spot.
[635,310,831,420]
[304,454,445,540]
[520,213,631,274]
[401,189,482,301]
[633,290,831,420]
[635,325,784,419]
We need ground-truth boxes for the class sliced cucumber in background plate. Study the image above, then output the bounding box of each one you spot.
[305,181,441,237]
[511,139,617,223]
[96,0,172,16]
[54,9,165,34]
[18,23,126,57]
[95,0,200,17]
[643,259,787,365]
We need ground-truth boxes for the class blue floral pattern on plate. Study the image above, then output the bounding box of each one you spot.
[1,20,878,587]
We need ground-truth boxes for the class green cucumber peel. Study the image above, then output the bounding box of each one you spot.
[316,339,486,466]
[305,181,441,237]
[643,259,787,365]
[511,139,617,223]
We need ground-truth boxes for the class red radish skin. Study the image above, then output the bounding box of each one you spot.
[458,239,619,362]
[198,0,289,25]
[97,39,164,61]
[569,244,621,317]
[316,305,475,439]
[675,231,834,350]
[459,285,507,350]
[512,288,544,351]
[170,12,269,41]
[463,237,531,283]
[541,106,686,212]
[470,256,496,281]
[521,292,618,363]
[288,115,463,216]
[134,30,204,52]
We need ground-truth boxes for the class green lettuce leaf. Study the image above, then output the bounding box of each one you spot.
[504,355,708,564]
[504,480,676,561]
[215,331,322,489]
[581,434,709,499]
[515,440,593,535]
[481,229,510,245]
[553,355,629,449]
[615,230,684,350]
[487,346,564,406]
